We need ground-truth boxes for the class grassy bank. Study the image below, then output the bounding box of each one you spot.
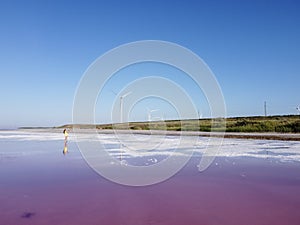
[58,115,300,133]
[224,115,300,133]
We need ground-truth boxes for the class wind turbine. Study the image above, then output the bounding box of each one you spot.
[147,108,159,121]
[111,90,131,123]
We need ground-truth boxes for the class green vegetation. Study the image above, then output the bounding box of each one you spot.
[58,115,300,133]
[225,115,300,133]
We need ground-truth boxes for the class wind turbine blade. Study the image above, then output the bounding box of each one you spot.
[111,90,118,96]
[122,91,132,98]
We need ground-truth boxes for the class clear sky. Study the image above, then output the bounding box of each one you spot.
[0,0,299,128]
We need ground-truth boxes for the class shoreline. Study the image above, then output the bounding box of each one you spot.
[14,128,300,141]
[96,129,300,141]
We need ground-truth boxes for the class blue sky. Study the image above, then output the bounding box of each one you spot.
[0,0,299,128]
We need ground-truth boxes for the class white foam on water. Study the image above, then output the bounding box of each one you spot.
[1,130,300,162]
[0,130,63,141]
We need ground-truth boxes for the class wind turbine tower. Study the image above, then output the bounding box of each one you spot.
[147,108,159,121]
[297,106,300,115]
[120,92,131,123]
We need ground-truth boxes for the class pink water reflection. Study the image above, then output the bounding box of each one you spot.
[1,141,300,225]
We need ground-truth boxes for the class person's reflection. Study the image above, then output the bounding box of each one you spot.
[63,141,68,155]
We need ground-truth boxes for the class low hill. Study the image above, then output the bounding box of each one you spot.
[57,115,300,133]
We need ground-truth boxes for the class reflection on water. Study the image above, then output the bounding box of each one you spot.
[0,130,300,225]
[63,140,68,155]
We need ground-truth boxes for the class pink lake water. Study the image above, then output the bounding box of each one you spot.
[1,130,300,225]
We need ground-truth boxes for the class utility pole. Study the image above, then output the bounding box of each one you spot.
[264,101,267,117]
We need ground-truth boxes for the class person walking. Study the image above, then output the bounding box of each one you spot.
[63,129,69,142]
